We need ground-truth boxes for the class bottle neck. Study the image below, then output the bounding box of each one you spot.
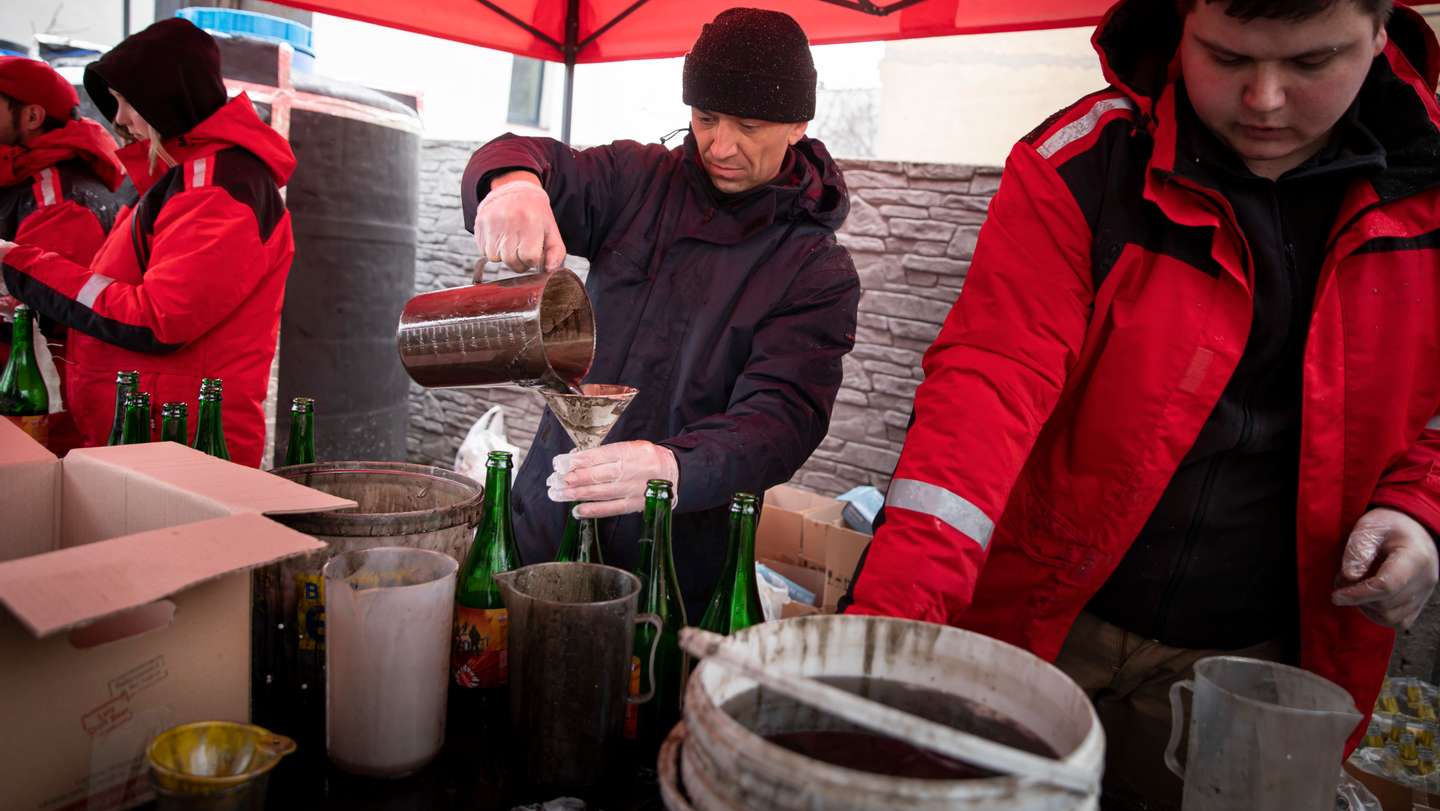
[10,312,33,350]
[197,397,221,430]
[735,506,758,575]
[286,410,314,462]
[162,412,187,442]
[481,465,512,546]
[123,400,151,443]
[648,497,674,570]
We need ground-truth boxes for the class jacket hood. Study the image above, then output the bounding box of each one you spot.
[682,132,849,232]
[1094,0,1440,118]
[84,18,228,141]
[0,117,123,190]
[1094,0,1440,201]
[116,93,295,193]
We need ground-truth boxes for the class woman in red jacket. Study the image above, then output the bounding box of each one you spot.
[0,18,296,467]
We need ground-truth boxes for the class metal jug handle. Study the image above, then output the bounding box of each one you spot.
[627,612,664,705]
[1165,678,1194,779]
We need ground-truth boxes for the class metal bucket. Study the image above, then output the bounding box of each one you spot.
[251,462,483,753]
[396,269,594,391]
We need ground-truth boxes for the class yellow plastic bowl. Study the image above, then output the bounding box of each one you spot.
[147,721,296,795]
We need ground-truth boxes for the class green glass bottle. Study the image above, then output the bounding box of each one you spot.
[698,492,765,637]
[0,305,49,444]
[452,451,521,690]
[106,371,140,446]
[118,391,152,444]
[283,396,316,465]
[627,479,687,748]
[160,402,189,445]
[192,378,230,461]
[554,505,604,564]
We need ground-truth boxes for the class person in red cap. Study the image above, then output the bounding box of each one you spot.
[0,56,125,453]
[0,19,296,467]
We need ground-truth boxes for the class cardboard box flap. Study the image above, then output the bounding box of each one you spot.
[0,415,57,464]
[0,512,324,638]
[67,443,355,516]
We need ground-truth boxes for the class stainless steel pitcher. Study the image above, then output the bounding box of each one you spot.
[396,268,594,391]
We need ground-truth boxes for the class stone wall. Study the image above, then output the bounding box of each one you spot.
[407,140,997,499]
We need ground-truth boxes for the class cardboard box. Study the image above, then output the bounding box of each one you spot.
[0,418,354,811]
[757,484,836,569]
[802,502,874,611]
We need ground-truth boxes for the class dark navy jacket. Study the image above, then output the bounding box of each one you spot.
[463,133,860,617]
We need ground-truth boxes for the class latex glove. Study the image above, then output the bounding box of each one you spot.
[1332,507,1440,628]
[546,441,679,519]
[472,173,566,274]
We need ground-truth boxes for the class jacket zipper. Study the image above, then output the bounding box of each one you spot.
[1154,452,1223,638]
[1150,177,1276,642]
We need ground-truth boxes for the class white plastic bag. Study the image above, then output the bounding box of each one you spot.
[1336,769,1380,811]
[454,405,523,480]
[756,563,793,623]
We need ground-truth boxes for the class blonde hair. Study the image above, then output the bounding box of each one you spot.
[142,119,178,174]
[111,89,177,174]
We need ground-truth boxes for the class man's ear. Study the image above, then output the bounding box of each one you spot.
[20,103,46,134]
[788,121,809,146]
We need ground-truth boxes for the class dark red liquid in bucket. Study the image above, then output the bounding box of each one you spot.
[722,676,1057,780]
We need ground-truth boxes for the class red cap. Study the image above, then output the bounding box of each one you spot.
[0,57,79,122]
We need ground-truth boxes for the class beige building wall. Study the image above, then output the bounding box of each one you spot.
[875,27,1103,167]
[878,9,1440,168]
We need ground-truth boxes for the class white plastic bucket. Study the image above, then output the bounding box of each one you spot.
[666,614,1104,811]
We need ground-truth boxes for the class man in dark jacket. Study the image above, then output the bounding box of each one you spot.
[844,0,1440,807]
[461,8,860,617]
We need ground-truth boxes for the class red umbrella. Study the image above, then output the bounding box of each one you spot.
[264,0,1117,141]
[264,0,1438,141]
[267,0,1115,62]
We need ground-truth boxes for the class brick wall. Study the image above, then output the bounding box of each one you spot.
[407,140,996,498]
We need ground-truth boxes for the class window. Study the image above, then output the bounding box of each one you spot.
[507,56,544,127]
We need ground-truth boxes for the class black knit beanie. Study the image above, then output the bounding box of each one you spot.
[84,18,227,140]
[682,9,817,123]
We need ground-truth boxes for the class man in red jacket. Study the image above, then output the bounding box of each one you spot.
[844,0,1440,807]
[0,19,295,467]
[0,57,125,452]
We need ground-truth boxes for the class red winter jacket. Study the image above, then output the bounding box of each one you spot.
[0,118,124,262]
[2,94,295,467]
[845,1,1440,748]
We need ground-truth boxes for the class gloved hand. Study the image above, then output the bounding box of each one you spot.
[472,172,566,275]
[547,441,679,519]
[1332,507,1440,628]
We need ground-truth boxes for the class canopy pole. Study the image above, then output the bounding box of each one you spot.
[562,60,575,145]
[560,0,580,145]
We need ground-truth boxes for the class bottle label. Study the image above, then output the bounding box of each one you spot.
[7,414,48,447]
[452,606,508,688]
[295,574,325,651]
[624,654,641,740]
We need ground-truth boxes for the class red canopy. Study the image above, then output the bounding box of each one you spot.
[265,0,1438,141]
[267,0,1116,64]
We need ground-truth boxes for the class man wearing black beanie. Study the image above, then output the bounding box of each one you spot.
[460,9,859,621]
